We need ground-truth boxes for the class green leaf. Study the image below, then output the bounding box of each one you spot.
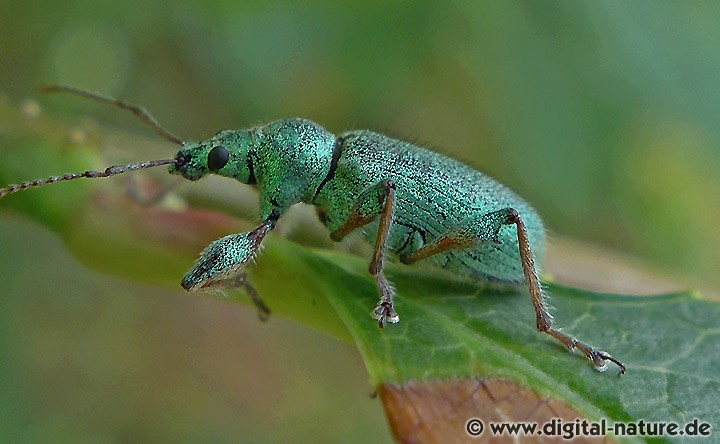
[258,243,720,432]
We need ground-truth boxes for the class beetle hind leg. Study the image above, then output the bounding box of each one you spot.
[505,209,626,374]
[400,207,626,374]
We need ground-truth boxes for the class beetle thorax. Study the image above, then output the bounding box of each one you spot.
[251,118,336,218]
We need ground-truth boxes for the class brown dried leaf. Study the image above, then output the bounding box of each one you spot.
[380,378,615,444]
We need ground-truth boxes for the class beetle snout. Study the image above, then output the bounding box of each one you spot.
[174,152,192,172]
[169,150,205,180]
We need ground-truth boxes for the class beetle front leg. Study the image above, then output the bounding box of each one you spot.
[181,214,278,319]
[208,273,271,321]
[401,208,626,374]
[330,179,398,327]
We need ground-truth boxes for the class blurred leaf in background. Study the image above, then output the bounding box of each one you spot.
[2,0,720,442]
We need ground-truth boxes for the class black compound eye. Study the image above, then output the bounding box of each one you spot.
[207,145,230,171]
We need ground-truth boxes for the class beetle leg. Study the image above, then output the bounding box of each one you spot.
[181,215,278,320]
[330,179,398,327]
[203,273,271,321]
[505,209,626,374]
[401,208,626,374]
[398,207,511,264]
[240,275,271,321]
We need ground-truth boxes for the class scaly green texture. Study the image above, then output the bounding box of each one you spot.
[313,130,544,282]
[171,119,544,285]
[169,119,336,219]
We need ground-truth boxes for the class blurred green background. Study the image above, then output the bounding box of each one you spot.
[2,1,720,442]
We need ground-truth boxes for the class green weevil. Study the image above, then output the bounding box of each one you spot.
[0,86,625,374]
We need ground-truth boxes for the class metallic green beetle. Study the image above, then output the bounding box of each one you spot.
[0,86,625,374]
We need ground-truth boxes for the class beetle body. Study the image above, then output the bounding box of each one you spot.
[0,89,624,373]
[313,129,545,284]
[171,118,544,284]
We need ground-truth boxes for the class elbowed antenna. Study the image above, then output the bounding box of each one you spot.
[0,158,177,198]
[42,85,185,146]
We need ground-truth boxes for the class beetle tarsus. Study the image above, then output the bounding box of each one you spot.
[373,300,399,328]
